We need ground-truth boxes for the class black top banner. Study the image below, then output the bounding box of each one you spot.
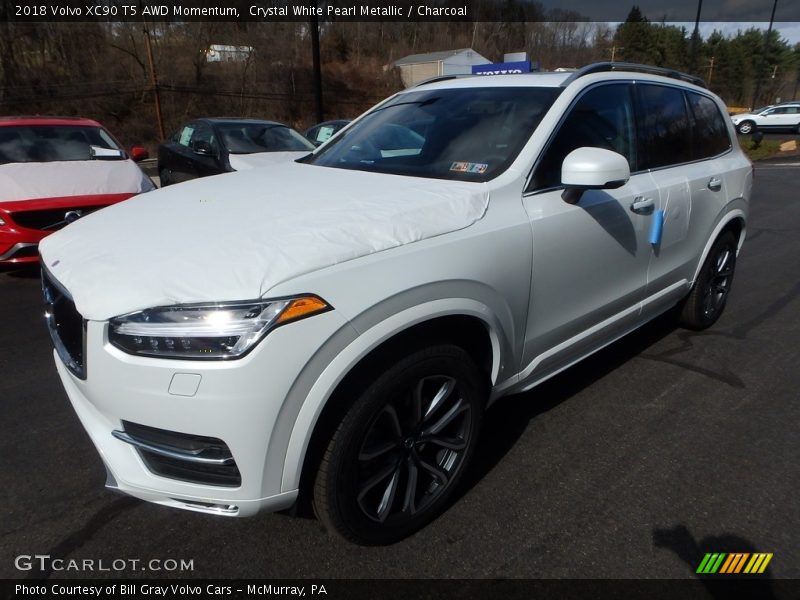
[2,0,800,23]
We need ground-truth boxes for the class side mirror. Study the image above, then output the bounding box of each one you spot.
[560,147,631,204]
[193,140,214,156]
[130,146,149,162]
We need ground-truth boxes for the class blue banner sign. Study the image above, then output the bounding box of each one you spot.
[472,60,532,75]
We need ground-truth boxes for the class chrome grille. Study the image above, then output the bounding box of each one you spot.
[12,205,104,231]
[42,268,86,379]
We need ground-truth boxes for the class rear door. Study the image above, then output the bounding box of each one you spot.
[639,84,733,312]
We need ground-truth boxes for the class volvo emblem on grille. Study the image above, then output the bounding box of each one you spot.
[64,210,83,224]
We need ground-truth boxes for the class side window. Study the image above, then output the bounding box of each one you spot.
[636,84,692,169]
[687,92,731,159]
[529,84,636,192]
[176,125,195,147]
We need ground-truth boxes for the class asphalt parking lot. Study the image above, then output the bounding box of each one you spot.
[1,162,798,581]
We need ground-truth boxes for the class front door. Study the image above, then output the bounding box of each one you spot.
[520,82,655,380]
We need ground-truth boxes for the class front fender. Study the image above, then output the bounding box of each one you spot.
[277,297,511,493]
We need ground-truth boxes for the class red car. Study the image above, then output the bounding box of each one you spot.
[0,117,154,264]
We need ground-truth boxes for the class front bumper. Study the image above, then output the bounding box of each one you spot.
[52,309,351,517]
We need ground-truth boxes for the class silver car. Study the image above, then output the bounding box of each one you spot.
[40,63,751,545]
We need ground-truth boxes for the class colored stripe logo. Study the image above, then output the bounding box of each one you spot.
[696,553,773,574]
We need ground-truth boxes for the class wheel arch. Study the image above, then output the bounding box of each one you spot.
[280,300,509,496]
[691,209,747,285]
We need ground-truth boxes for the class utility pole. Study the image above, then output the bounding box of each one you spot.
[310,13,323,123]
[752,0,779,107]
[708,56,715,85]
[690,0,704,72]
[610,45,618,62]
[143,24,165,141]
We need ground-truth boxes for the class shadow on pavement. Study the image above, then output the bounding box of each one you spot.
[457,308,681,499]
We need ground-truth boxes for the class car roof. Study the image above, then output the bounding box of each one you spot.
[0,116,102,127]
[199,118,286,126]
[411,72,572,92]
[408,63,708,94]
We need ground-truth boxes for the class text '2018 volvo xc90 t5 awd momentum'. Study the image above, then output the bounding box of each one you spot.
[40,63,751,545]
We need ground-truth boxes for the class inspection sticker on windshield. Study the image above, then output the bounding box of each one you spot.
[450,161,488,174]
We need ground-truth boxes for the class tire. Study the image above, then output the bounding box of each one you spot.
[679,231,738,330]
[736,121,755,135]
[313,344,486,545]
[158,169,171,187]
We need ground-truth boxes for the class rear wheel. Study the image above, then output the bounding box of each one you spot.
[679,231,738,330]
[313,344,486,545]
[158,168,171,187]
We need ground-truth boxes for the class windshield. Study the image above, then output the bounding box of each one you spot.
[0,125,122,164]
[305,87,560,182]
[218,123,315,154]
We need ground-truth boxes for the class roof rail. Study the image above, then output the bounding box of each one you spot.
[414,74,476,87]
[562,62,707,89]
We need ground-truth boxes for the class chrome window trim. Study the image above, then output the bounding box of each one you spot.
[523,80,734,198]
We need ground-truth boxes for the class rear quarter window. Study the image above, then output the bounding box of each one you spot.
[687,92,731,159]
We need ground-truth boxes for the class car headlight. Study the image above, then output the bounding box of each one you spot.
[108,296,330,359]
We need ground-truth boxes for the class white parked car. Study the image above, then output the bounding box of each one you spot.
[731,102,800,134]
[40,63,751,545]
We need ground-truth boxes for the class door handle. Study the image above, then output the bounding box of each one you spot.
[630,196,654,213]
[708,177,722,191]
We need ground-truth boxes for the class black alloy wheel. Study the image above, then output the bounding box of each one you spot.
[679,231,738,330]
[313,344,486,545]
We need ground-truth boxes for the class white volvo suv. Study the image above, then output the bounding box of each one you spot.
[40,63,751,545]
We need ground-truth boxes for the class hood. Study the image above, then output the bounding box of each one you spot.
[0,160,145,202]
[39,161,488,320]
[227,151,310,171]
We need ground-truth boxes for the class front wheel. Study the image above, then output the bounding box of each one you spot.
[678,231,738,330]
[737,121,755,135]
[313,344,486,545]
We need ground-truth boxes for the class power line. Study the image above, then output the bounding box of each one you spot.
[0,85,383,107]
